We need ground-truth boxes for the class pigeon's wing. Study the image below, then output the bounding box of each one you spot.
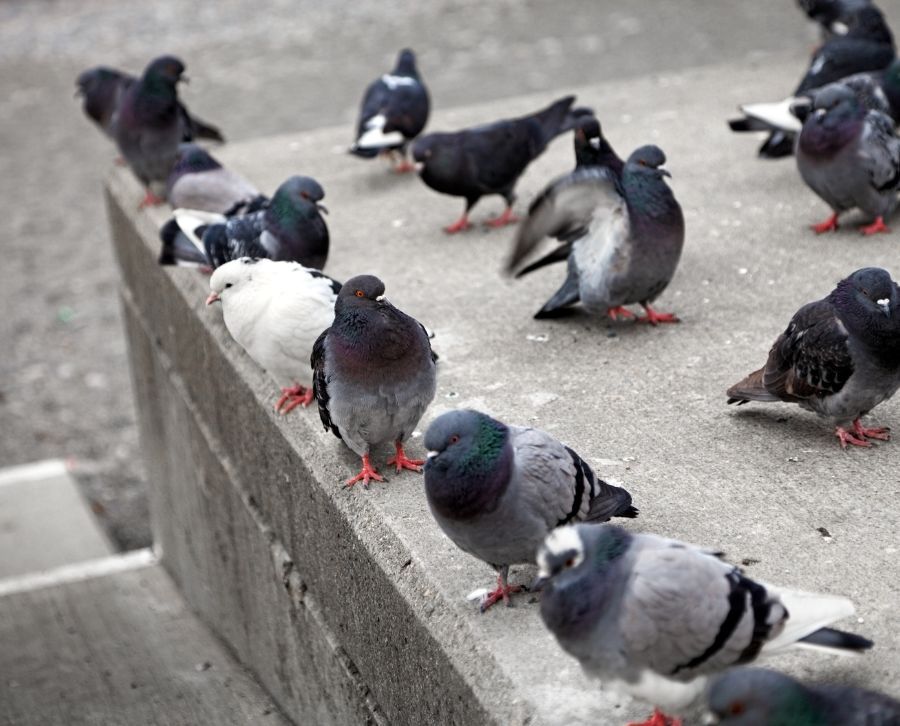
[761,299,855,403]
[464,120,539,193]
[508,166,624,273]
[382,79,429,139]
[204,211,268,267]
[177,103,225,143]
[860,111,900,191]
[620,540,784,680]
[795,38,895,94]
[311,329,340,439]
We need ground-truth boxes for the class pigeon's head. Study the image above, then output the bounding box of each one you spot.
[206,257,264,305]
[536,524,630,584]
[810,83,862,122]
[835,267,898,319]
[846,6,893,45]
[411,134,440,165]
[394,48,418,76]
[423,409,512,519]
[627,145,671,179]
[144,55,187,85]
[706,668,819,725]
[75,67,119,99]
[272,175,328,215]
[335,274,386,312]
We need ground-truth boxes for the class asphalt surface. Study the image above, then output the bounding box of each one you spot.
[0,0,895,550]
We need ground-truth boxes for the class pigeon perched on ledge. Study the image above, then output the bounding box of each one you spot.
[159,175,329,270]
[795,83,900,235]
[423,409,636,612]
[165,144,261,214]
[411,95,580,233]
[707,667,900,725]
[536,524,873,726]
[206,258,340,413]
[508,141,684,323]
[312,275,437,487]
[727,267,900,448]
[349,48,430,173]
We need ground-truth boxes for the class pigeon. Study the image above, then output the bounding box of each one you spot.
[508,143,685,323]
[311,275,437,487]
[158,175,329,270]
[707,667,900,725]
[536,524,873,726]
[730,5,895,158]
[349,48,430,173]
[165,143,262,214]
[411,95,579,233]
[799,0,872,37]
[422,409,637,612]
[795,83,900,234]
[727,267,900,448]
[205,258,340,413]
[114,55,224,207]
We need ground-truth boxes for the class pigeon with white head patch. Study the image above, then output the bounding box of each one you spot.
[423,409,636,612]
[536,524,873,726]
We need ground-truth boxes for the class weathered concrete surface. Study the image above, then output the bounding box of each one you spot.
[0,558,288,726]
[107,57,900,725]
[0,460,113,578]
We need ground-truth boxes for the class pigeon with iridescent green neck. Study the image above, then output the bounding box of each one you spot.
[423,409,636,612]
[707,667,900,725]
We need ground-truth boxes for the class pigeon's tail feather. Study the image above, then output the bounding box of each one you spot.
[533,95,577,146]
[558,105,595,134]
[729,117,770,133]
[158,218,209,267]
[351,114,405,154]
[534,264,581,319]
[726,368,779,404]
[585,477,638,522]
[739,98,803,134]
[189,115,225,143]
[514,243,572,278]
[796,627,874,655]
[758,131,795,159]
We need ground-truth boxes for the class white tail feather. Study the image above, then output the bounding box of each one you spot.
[172,208,225,254]
[762,584,856,653]
[354,114,405,150]
[739,98,803,133]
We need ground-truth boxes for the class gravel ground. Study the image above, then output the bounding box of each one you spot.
[0,0,864,549]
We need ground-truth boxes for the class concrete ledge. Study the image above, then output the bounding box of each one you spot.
[106,59,900,726]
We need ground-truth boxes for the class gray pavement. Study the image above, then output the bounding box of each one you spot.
[0,0,860,549]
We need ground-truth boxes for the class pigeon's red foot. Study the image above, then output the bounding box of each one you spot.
[638,305,680,326]
[607,306,637,321]
[387,442,424,474]
[852,418,891,441]
[835,426,872,449]
[275,384,313,414]
[480,574,524,613]
[444,213,471,234]
[811,213,839,234]
[138,190,165,209]
[483,207,519,228]
[626,708,682,726]
[392,159,416,174]
[860,216,890,236]
[345,453,384,489]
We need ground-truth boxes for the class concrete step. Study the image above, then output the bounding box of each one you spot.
[0,552,288,726]
[0,460,113,578]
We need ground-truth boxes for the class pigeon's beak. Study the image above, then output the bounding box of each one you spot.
[877,298,891,316]
[426,450,439,459]
[375,295,386,303]
[74,87,83,98]
[814,108,826,120]
[180,75,190,85]
[659,168,672,178]
[205,292,221,306]
[316,202,328,215]
[701,712,719,725]
[589,138,601,150]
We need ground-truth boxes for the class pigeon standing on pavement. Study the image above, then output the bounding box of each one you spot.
[730,5,895,158]
[508,143,685,323]
[707,667,900,725]
[349,48,430,173]
[423,409,637,612]
[411,95,579,233]
[727,267,900,448]
[165,143,262,214]
[158,175,329,270]
[76,64,224,145]
[206,258,340,413]
[799,0,872,37]
[536,524,873,726]
[311,275,437,487]
[795,83,900,235]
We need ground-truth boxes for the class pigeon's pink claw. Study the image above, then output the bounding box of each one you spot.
[138,190,165,209]
[386,442,424,473]
[860,216,890,235]
[444,213,471,234]
[626,708,682,726]
[811,213,840,234]
[275,384,313,414]
[637,305,679,325]
[483,207,519,228]
[345,454,384,489]
[479,574,523,613]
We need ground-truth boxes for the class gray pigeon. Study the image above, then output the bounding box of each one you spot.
[727,267,900,448]
[158,175,329,270]
[508,144,685,323]
[422,409,637,612]
[536,524,873,725]
[114,56,203,207]
[311,275,437,487]
[707,667,900,725]
[796,83,900,234]
[349,48,430,173]
[165,143,262,214]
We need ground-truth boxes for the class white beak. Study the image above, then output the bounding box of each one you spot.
[877,298,890,316]
[375,295,385,302]
[426,450,438,459]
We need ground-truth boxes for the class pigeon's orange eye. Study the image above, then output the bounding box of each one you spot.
[729,702,745,716]
[355,290,365,298]
[565,558,575,568]
[449,435,460,444]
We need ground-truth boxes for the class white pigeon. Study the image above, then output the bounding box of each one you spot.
[206,258,340,413]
